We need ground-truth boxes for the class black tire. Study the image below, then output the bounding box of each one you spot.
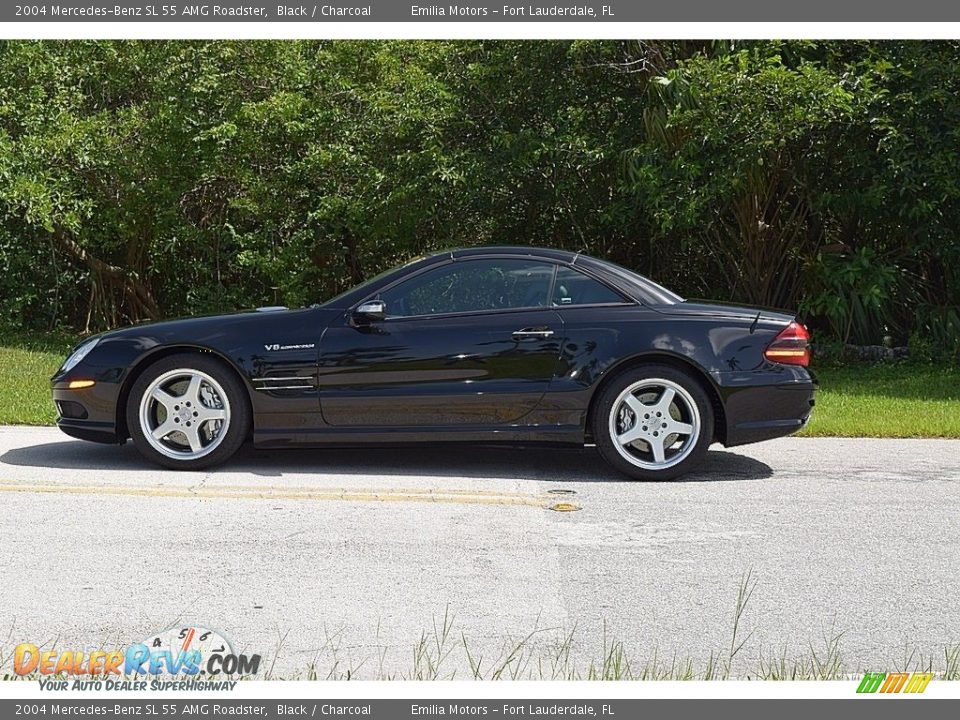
[126,353,250,470]
[591,364,714,481]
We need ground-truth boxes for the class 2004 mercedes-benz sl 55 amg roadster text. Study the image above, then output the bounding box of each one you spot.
[52,247,816,480]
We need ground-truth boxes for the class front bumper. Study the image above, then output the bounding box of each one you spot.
[56,417,120,444]
[52,383,122,445]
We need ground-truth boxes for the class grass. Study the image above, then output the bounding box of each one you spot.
[0,333,75,426]
[4,576,960,681]
[801,364,960,438]
[0,331,958,438]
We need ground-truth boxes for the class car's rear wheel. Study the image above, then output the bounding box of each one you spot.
[126,354,249,470]
[592,364,714,481]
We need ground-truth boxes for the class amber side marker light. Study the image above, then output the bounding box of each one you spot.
[763,321,811,367]
[67,380,96,389]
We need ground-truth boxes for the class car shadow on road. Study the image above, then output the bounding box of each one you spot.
[1,440,773,484]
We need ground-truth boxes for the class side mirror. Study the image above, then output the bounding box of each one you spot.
[353,300,386,322]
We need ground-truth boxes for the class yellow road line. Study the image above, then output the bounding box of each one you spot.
[193,483,544,499]
[0,481,555,508]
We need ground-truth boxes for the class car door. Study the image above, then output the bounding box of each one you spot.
[317,257,565,427]
[546,264,644,391]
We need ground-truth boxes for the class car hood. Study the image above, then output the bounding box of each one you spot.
[101,306,336,340]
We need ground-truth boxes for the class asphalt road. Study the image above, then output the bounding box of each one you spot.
[1,426,959,679]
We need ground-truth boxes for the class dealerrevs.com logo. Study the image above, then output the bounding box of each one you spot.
[14,625,261,691]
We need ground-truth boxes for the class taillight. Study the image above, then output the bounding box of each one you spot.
[764,321,811,367]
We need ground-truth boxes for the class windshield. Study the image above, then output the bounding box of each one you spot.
[320,257,426,307]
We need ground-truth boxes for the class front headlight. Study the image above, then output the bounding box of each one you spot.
[60,337,101,374]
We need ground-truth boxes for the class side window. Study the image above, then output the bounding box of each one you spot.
[552,266,628,307]
[380,259,554,318]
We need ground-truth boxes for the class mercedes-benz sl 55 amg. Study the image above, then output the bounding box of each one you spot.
[52,247,816,480]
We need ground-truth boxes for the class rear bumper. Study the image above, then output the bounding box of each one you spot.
[722,380,817,447]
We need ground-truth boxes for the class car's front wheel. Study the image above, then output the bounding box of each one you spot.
[126,354,249,470]
[592,364,714,481]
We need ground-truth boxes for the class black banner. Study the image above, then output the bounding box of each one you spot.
[2,699,958,719]
[5,0,960,22]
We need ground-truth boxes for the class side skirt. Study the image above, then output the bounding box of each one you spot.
[252,424,585,449]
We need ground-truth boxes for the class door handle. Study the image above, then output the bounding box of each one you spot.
[512,327,555,339]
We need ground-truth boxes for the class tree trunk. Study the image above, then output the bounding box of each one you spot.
[52,228,159,330]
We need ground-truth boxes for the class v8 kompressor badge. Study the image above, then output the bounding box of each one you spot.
[263,342,315,351]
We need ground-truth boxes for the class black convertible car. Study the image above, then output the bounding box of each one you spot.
[52,247,816,480]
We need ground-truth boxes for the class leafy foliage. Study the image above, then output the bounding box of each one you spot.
[0,40,957,354]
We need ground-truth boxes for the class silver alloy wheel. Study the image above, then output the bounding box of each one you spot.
[138,368,231,461]
[607,377,701,470]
